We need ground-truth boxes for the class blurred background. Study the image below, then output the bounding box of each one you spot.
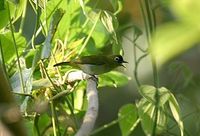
[12,0,200,135]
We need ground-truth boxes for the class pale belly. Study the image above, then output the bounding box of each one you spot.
[78,64,112,75]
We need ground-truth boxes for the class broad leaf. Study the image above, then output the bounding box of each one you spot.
[169,93,184,136]
[150,23,200,66]
[137,98,167,135]
[10,68,32,93]
[99,71,129,87]
[171,0,200,26]
[41,8,65,59]
[139,85,171,106]
[0,32,26,63]
[118,104,138,136]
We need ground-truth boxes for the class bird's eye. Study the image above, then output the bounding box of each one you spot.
[114,56,120,62]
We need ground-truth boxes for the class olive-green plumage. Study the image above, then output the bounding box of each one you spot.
[54,55,127,75]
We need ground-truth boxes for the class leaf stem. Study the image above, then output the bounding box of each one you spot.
[78,11,101,56]
[7,2,25,93]
[139,0,159,135]
[19,0,27,33]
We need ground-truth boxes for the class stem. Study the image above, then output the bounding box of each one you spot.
[33,113,40,136]
[30,0,40,49]
[19,0,27,33]
[151,57,159,136]
[78,11,101,56]
[50,100,58,136]
[139,0,159,135]
[134,53,148,87]
[7,2,25,93]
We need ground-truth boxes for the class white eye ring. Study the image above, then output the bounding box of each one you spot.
[114,57,120,61]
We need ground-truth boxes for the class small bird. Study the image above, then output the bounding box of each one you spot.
[54,55,128,75]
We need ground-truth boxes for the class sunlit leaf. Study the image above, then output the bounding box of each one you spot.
[99,71,129,87]
[137,98,167,135]
[109,0,124,15]
[41,8,65,59]
[150,22,200,66]
[0,32,26,63]
[40,0,82,40]
[169,93,184,136]
[86,10,110,49]
[100,10,118,44]
[118,104,138,136]
[32,79,52,90]
[139,85,171,106]
[74,84,85,113]
[171,0,200,26]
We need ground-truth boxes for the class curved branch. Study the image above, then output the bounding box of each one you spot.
[75,76,99,136]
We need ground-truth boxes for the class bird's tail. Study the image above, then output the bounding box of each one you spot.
[53,62,70,67]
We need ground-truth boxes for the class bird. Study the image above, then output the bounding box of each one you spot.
[53,55,128,75]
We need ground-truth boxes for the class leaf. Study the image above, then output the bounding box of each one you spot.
[169,93,184,136]
[40,0,82,40]
[150,22,200,66]
[118,104,138,136]
[0,32,26,63]
[8,0,27,22]
[41,8,65,59]
[86,9,110,49]
[98,71,129,87]
[74,88,84,112]
[0,0,4,10]
[100,10,118,44]
[137,98,167,135]
[139,85,171,106]
[171,0,200,26]
[109,0,124,14]
[32,79,52,90]
[10,68,32,93]
[0,8,8,30]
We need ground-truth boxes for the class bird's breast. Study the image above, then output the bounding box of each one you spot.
[77,64,112,75]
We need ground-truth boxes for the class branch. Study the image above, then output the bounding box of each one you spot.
[55,71,99,135]
[75,76,99,136]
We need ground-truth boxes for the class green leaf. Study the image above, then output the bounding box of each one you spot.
[170,0,200,26]
[169,93,184,136]
[109,0,124,14]
[0,8,9,30]
[0,0,26,29]
[98,71,129,87]
[139,85,171,106]
[0,32,26,63]
[8,0,26,22]
[24,119,34,136]
[41,8,65,59]
[0,0,4,10]
[74,85,85,113]
[86,10,110,49]
[150,22,200,66]
[100,10,118,44]
[32,79,52,90]
[137,98,167,135]
[118,104,138,136]
[40,0,82,40]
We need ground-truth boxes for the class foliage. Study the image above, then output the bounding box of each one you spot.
[150,0,200,65]
[0,0,128,135]
[0,0,199,135]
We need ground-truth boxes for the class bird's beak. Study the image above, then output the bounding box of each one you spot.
[122,60,128,63]
[121,60,128,68]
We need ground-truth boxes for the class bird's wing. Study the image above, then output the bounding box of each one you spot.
[73,55,107,65]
